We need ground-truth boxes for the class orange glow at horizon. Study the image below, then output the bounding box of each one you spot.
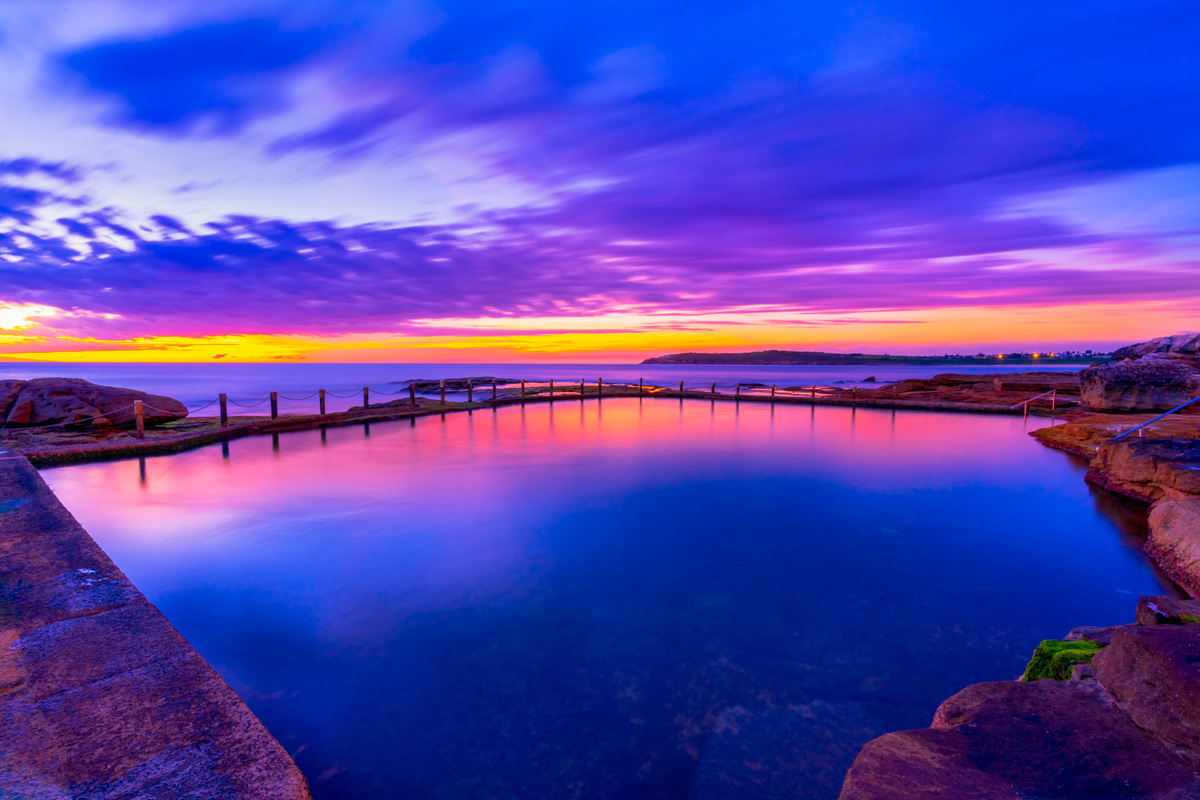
[0,298,1193,362]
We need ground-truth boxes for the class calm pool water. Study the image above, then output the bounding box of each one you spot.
[42,399,1167,800]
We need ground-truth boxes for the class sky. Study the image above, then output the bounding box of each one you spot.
[0,0,1197,362]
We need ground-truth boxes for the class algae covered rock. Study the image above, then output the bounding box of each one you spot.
[1021,639,1103,681]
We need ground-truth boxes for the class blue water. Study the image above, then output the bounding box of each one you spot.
[0,362,1084,416]
[40,398,1163,800]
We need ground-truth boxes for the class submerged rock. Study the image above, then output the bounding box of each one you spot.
[0,378,186,428]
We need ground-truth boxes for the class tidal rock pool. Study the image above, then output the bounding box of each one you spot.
[43,399,1169,799]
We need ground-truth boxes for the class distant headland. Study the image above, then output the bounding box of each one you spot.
[640,349,1107,366]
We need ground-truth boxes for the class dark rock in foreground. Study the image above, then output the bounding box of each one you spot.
[839,600,1200,799]
[0,378,187,428]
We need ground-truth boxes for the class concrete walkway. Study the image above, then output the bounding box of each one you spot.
[0,450,310,799]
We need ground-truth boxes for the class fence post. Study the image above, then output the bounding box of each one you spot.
[679,380,683,394]
[440,380,445,405]
[598,377,603,398]
[409,383,417,405]
[521,380,526,398]
[711,382,715,395]
[219,393,228,427]
[492,379,497,401]
[811,386,816,399]
[319,389,326,415]
[1052,389,1056,411]
[549,378,554,399]
[853,387,858,401]
[270,391,278,419]
[639,377,643,396]
[771,384,776,398]
[735,383,740,398]
[134,400,145,439]
[468,379,474,403]
[580,379,584,400]
[363,386,370,409]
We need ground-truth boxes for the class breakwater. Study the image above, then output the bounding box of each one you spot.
[0,451,310,798]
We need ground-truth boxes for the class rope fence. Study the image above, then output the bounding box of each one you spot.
[1,377,1067,438]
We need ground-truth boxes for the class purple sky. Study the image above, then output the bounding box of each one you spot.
[0,1,1197,359]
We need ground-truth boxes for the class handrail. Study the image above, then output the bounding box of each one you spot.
[1112,395,1200,440]
[1011,389,1056,409]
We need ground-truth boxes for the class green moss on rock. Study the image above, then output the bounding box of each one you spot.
[1023,639,1104,681]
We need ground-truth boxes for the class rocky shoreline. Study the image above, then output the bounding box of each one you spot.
[839,333,1200,797]
[840,596,1200,799]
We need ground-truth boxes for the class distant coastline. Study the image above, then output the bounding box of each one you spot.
[640,349,1107,366]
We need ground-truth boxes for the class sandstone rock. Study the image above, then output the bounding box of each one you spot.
[1147,497,1200,598]
[0,380,23,420]
[1136,594,1200,625]
[3,378,186,428]
[1063,624,1131,646]
[1032,412,1200,460]
[1080,353,1200,412]
[1093,624,1200,753]
[1087,438,1200,503]
[839,680,1200,799]
[1112,333,1200,360]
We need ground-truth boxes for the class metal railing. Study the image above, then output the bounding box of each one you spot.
[1112,394,1200,440]
[1011,389,1057,419]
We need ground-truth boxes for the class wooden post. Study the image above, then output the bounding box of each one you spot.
[811,386,816,399]
[319,389,326,415]
[440,379,445,404]
[270,391,278,419]
[771,384,776,398]
[580,379,584,400]
[679,380,683,393]
[134,400,144,439]
[521,379,526,398]
[549,378,554,399]
[711,382,715,395]
[468,379,474,403]
[598,377,603,398]
[409,384,416,405]
[853,387,858,400]
[492,379,497,401]
[1051,389,1056,411]
[735,383,740,398]
[219,393,228,427]
[363,386,370,408]
[639,377,643,395]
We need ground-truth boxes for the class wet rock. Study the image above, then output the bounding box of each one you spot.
[1032,411,1200,460]
[1092,624,1200,753]
[1136,594,1200,625]
[1080,353,1200,412]
[839,680,1200,799]
[1147,497,1200,598]
[3,378,187,428]
[1063,624,1131,646]
[1087,437,1200,503]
